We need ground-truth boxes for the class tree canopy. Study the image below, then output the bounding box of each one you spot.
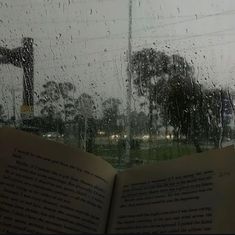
[132,48,233,152]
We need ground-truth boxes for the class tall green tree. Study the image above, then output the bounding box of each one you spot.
[131,48,170,138]
[155,54,204,152]
[154,77,170,138]
[130,111,148,135]
[75,93,95,119]
[59,82,76,121]
[38,81,61,120]
[38,81,76,122]
[169,54,194,78]
[202,88,233,148]
[0,104,5,122]
[102,98,122,135]
[155,54,233,151]
[75,93,96,152]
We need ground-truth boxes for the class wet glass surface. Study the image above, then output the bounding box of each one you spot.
[0,0,235,168]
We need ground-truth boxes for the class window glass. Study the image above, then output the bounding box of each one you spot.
[0,0,234,169]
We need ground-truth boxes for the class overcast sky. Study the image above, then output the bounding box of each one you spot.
[1,0,235,118]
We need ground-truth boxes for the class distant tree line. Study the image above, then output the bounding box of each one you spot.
[0,48,234,154]
[131,48,234,152]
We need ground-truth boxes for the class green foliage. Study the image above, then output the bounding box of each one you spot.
[117,138,141,150]
[59,82,76,121]
[130,111,148,135]
[132,48,170,96]
[29,116,64,134]
[59,82,76,100]
[132,48,233,151]
[201,88,233,148]
[38,81,60,119]
[94,141,196,168]
[131,48,170,137]
[73,93,96,152]
[38,81,76,121]
[73,114,97,153]
[75,93,95,119]
[0,104,5,122]
[155,58,233,151]
[102,98,122,135]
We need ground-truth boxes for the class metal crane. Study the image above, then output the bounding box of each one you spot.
[0,37,34,121]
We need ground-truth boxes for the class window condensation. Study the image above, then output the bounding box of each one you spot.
[0,0,234,169]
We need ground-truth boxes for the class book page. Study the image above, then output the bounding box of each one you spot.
[108,146,235,234]
[0,128,116,233]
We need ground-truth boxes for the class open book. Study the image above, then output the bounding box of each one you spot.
[0,128,235,233]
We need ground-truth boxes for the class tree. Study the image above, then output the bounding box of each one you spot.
[38,81,77,129]
[75,93,95,119]
[38,81,77,135]
[169,54,194,78]
[154,76,170,138]
[30,116,64,134]
[131,49,232,152]
[0,104,5,122]
[155,54,204,152]
[130,111,148,136]
[131,48,170,139]
[59,82,76,121]
[38,81,61,120]
[102,98,122,135]
[75,93,96,152]
[202,88,233,148]
[155,54,233,151]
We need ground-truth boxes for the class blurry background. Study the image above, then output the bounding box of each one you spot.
[1,0,235,168]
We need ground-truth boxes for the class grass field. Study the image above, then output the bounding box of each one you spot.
[57,135,210,169]
[93,141,200,168]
